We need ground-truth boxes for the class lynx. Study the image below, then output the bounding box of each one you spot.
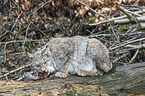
[27,36,112,79]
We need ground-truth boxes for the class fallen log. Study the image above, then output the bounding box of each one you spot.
[88,62,145,95]
[0,62,145,95]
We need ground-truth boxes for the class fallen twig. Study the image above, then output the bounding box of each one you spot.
[114,16,145,24]
[129,49,139,63]
[76,0,107,19]
[0,64,31,78]
[16,75,25,81]
[22,22,32,51]
[0,39,48,45]
[89,31,144,38]
[113,53,129,63]
[125,44,145,49]
[110,38,145,50]
[28,0,53,17]
[89,9,145,26]
[11,12,23,31]
[118,6,140,24]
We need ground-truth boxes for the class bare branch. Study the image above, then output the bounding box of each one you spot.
[113,53,129,63]
[11,12,23,31]
[110,38,145,50]
[76,0,107,19]
[11,0,49,39]
[129,49,139,63]
[0,64,31,78]
[89,9,145,26]
[114,16,145,24]
[0,39,48,45]
[118,6,138,22]
[125,44,145,49]
[28,0,53,17]
[22,22,32,50]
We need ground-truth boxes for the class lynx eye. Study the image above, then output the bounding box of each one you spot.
[43,63,46,66]
[36,65,40,67]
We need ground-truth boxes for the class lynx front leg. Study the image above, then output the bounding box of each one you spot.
[54,38,76,78]
[55,54,74,78]
[55,62,70,78]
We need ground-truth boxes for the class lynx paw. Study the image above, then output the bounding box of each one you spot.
[77,71,86,76]
[55,72,68,78]
[96,70,103,76]
[77,70,98,76]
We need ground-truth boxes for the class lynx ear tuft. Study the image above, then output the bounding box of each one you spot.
[27,52,34,58]
[42,46,51,56]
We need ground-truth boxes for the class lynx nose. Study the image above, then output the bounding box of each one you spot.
[41,67,46,72]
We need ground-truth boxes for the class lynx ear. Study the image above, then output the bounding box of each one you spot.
[42,46,51,56]
[46,46,51,56]
[27,52,34,58]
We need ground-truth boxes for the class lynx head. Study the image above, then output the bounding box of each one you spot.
[27,46,56,75]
